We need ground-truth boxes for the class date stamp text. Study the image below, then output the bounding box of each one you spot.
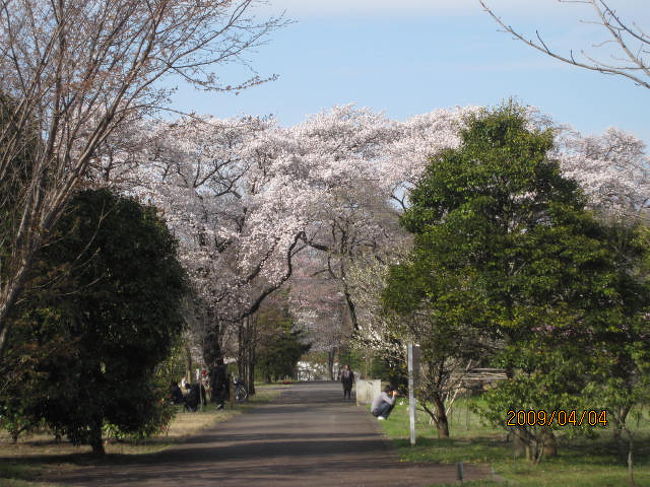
[506,409,608,427]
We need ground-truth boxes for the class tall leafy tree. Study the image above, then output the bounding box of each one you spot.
[2,189,186,454]
[384,103,650,460]
[255,292,310,383]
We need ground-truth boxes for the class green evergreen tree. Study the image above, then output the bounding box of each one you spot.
[384,103,650,459]
[1,189,187,454]
[255,292,310,383]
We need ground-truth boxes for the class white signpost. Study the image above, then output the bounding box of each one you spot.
[407,343,418,446]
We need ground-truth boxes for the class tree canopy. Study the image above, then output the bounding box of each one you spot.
[1,189,187,454]
[384,103,650,459]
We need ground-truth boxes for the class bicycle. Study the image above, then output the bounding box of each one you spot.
[233,377,248,402]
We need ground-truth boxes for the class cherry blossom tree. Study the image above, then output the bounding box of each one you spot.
[555,127,650,219]
[124,104,490,344]
[288,252,351,380]
[284,106,406,330]
[346,257,406,361]
[284,105,483,332]
[0,0,285,353]
[384,106,482,209]
[127,115,308,380]
[126,102,648,388]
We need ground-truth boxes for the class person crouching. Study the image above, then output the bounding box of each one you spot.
[370,385,398,420]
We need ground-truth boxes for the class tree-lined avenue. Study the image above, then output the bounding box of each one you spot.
[44,383,489,486]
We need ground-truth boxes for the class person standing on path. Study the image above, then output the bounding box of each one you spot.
[211,358,228,410]
[340,364,355,400]
[370,385,398,420]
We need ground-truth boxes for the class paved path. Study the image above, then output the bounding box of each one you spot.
[45,382,489,486]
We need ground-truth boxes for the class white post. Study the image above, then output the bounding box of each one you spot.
[408,342,416,446]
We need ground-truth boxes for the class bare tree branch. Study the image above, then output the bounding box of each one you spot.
[479,0,650,89]
[0,0,286,353]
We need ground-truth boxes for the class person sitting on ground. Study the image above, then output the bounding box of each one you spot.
[370,385,398,420]
[184,382,201,412]
[169,380,184,405]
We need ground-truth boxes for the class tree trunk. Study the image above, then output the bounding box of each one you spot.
[238,320,246,381]
[0,262,32,355]
[433,396,450,438]
[512,427,546,463]
[327,349,336,381]
[627,439,636,486]
[248,332,256,395]
[89,419,105,456]
[541,429,557,458]
[203,313,222,400]
[185,343,193,384]
[0,324,10,357]
[237,316,257,395]
[613,406,631,440]
[342,283,359,331]
[512,428,527,459]
[613,406,632,463]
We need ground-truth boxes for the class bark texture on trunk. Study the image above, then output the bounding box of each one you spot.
[433,396,450,438]
[541,429,557,458]
[89,418,105,456]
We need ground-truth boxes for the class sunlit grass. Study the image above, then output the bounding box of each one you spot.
[378,398,650,487]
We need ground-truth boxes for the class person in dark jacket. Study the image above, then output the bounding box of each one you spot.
[184,382,201,412]
[211,358,228,410]
[340,364,355,400]
[169,380,184,405]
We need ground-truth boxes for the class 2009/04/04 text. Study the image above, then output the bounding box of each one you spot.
[507,409,608,427]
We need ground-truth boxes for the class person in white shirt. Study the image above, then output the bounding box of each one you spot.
[370,385,398,420]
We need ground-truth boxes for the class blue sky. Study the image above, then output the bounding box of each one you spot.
[169,0,649,145]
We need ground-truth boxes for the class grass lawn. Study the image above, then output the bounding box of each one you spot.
[379,397,650,487]
[0,385,283,487]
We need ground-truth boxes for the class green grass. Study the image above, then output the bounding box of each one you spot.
[379,398,650,487]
